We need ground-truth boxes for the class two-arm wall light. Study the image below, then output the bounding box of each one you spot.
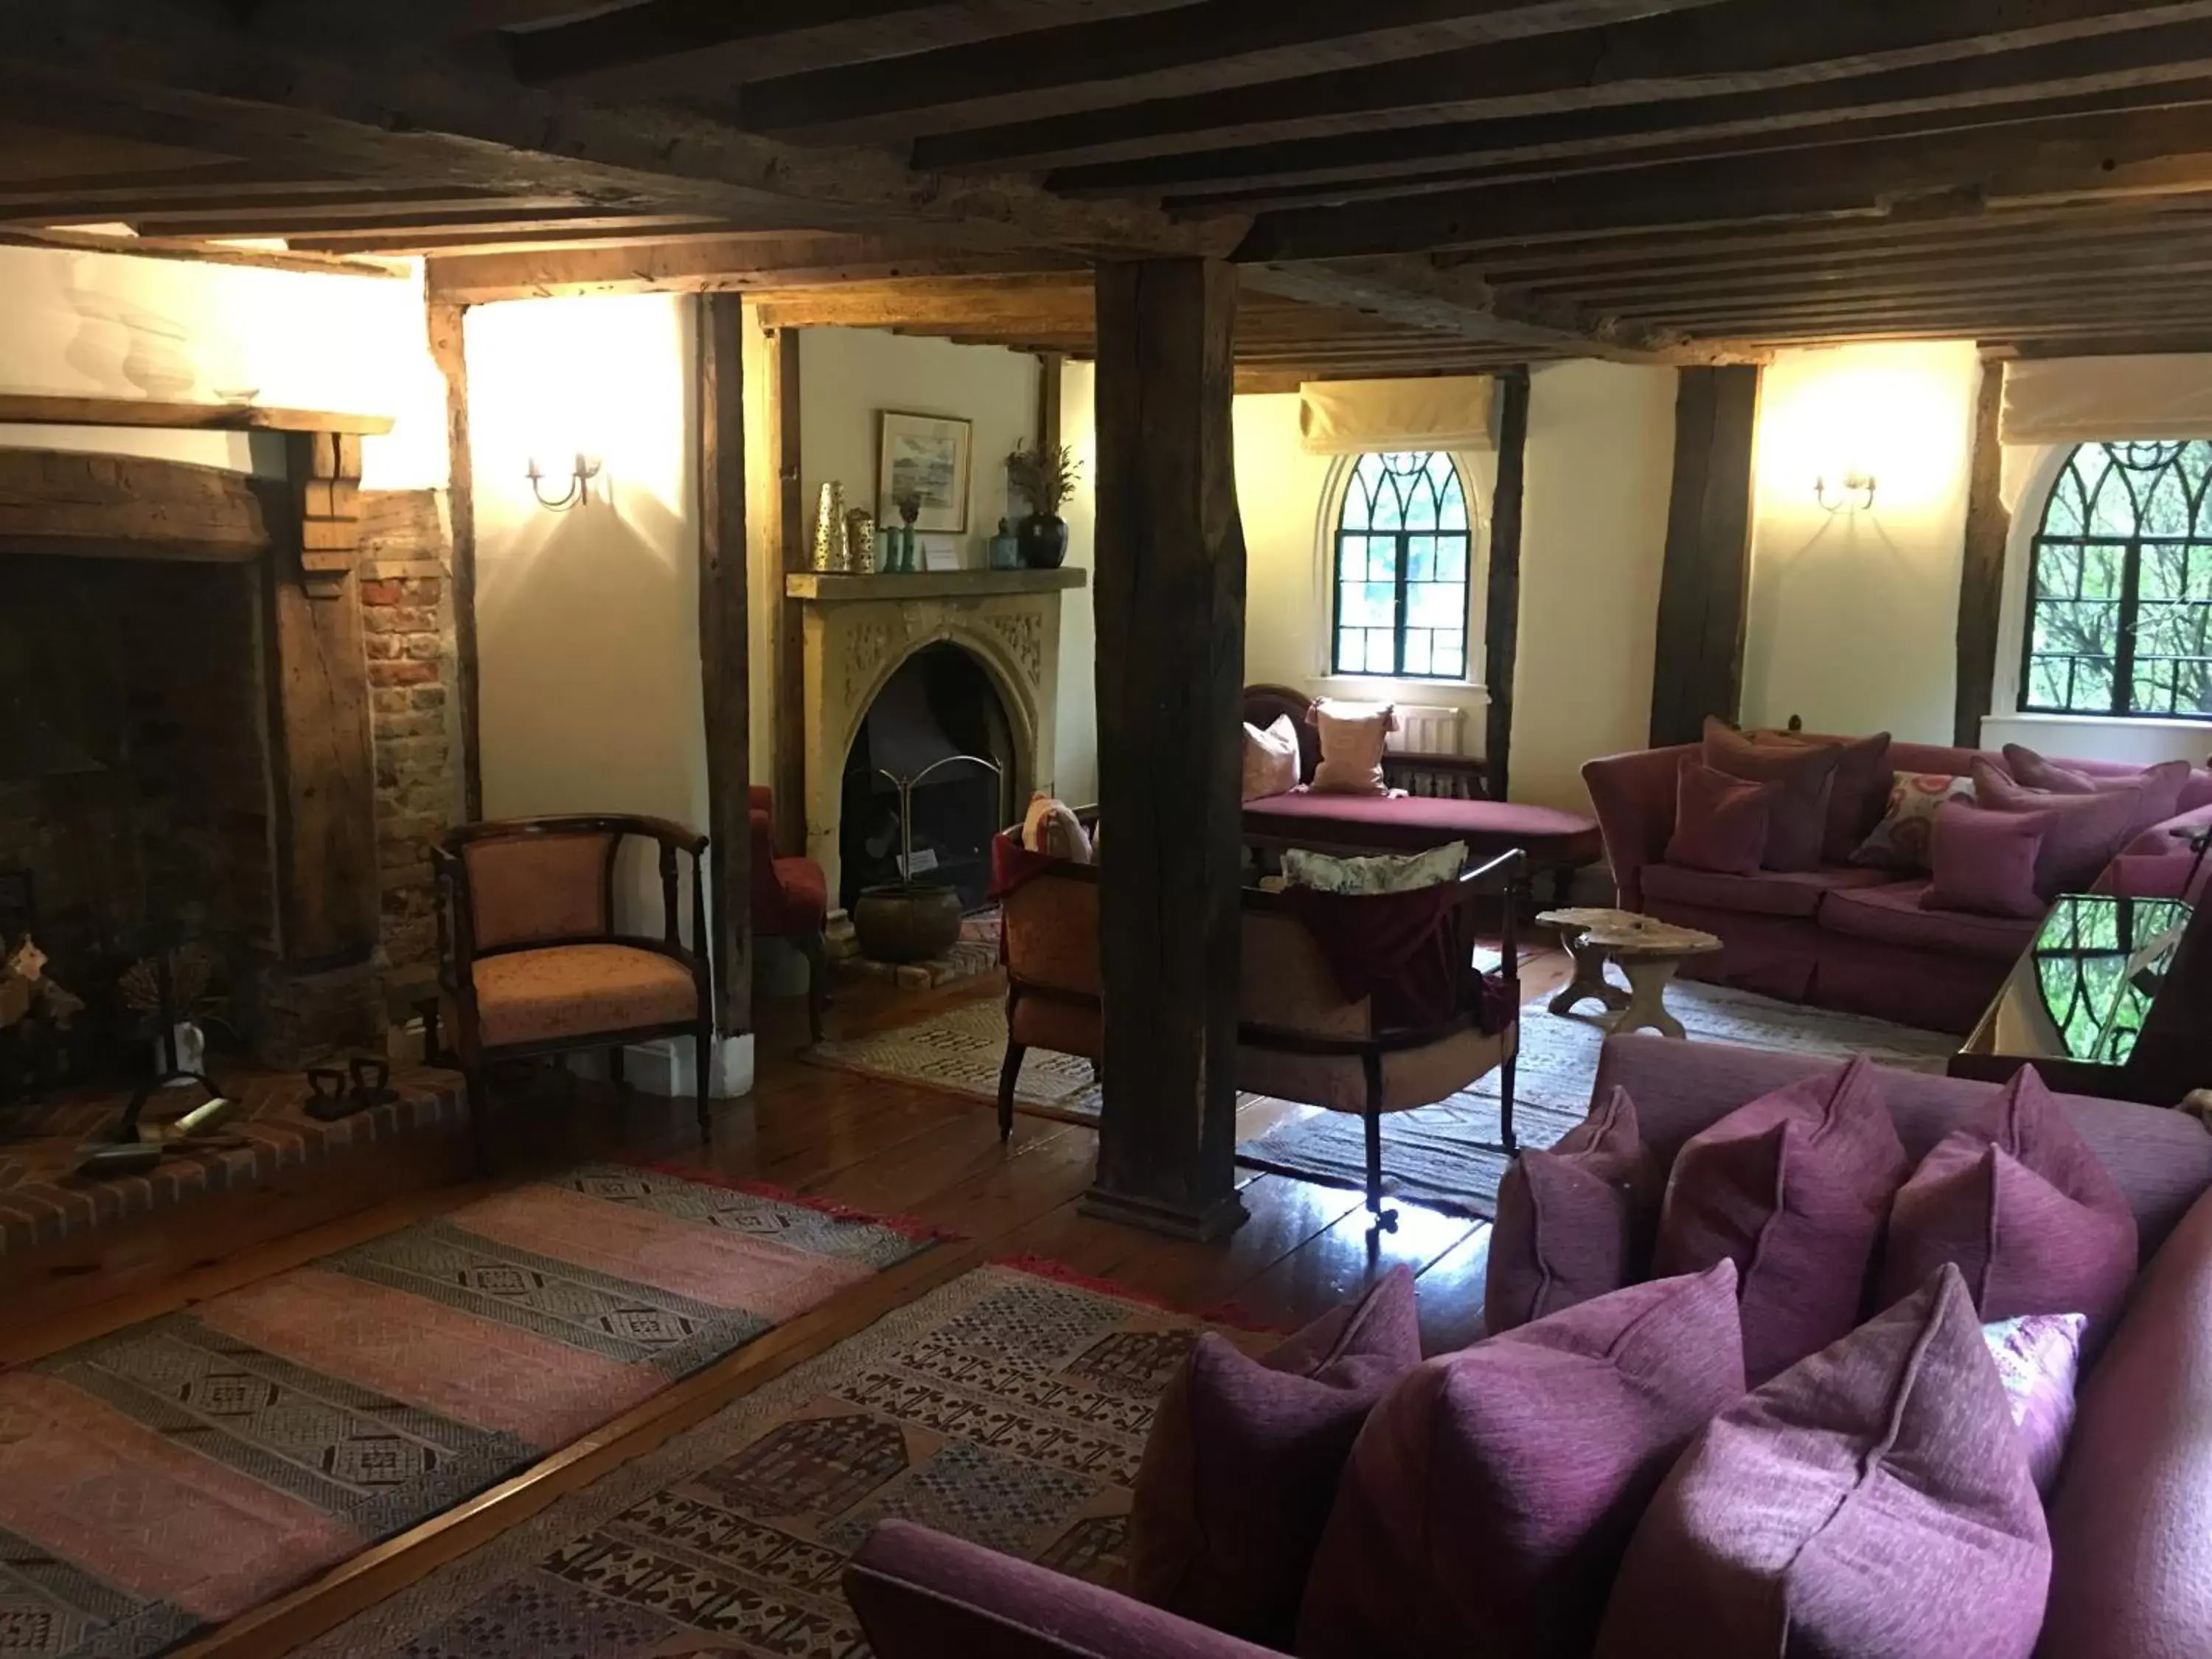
[526,452,603,511]
[1813,469,1878,514]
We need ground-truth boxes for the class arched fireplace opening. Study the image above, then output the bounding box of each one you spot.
[838,644,1017,914]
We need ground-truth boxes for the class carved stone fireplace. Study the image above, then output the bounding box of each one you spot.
[788,569,1086,906]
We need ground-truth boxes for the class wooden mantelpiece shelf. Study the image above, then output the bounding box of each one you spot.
[785,568,1086,603]
[0,394,394,436]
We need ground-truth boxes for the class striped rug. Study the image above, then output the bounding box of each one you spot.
[0,1164,939,1659]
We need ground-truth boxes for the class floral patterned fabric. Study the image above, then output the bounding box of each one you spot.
[1983,1311,2087,1496]
[1281,840,1467,895]
[472,945,700,1048]
[1852,772,1975,872]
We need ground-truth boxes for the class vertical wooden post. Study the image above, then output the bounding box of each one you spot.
[1650,364,1762,747]
[1082,257,1248,1242]
[768,327,807,854]
[427,299,483,822]
[1037,350,1064,458]
[1484,371,1531,802]
[698,293,753,1045]
[1955,353,2011,748]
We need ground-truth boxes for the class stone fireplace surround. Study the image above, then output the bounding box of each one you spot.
[788,568,1086,905]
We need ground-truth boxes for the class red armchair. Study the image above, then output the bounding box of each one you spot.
[751,786,830,1040]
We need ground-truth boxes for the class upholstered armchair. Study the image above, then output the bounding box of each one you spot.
[749,786,831,1041]
[434,815,714,1168]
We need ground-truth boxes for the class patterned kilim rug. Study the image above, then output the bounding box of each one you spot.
[293,1264,1206,1659]
[811,998,1107,1126]
[1235,979,1958,1220]
[0,1164,938,1659]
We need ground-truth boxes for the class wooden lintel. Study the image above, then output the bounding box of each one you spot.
[0,393,394,436]
[0,447,274,561]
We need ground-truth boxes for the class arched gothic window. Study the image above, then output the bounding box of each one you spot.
[1332,451,1471,680]
[2026,440,2212,719]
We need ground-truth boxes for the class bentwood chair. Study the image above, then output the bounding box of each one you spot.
[434,815,714,1169]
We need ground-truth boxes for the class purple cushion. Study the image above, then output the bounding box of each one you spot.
[1596,1265,2050,1659]
[1641,860,1889,919]
[1973,757,2153,896]
[1486,1086,1663,1333]
[1880,1066,2138,1336]
[1753,727,1895,862]
[1983,1312,2087,1496]
[1664,759,1776,877]
[1922,800,2050,919]
[1652,1055,1910,1386]
[1301,1263,1745,1659]
[846,1520,1279,1659]
[1702,717,1842,872]
[1126,1267,1420,1646]
[1818,878,2042,962]
[2003,744,2192,837]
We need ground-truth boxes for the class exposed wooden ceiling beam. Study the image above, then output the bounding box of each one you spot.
[911,0,2212,172]
[742,0,1731,145]
[425,234,1085,302]
[0,223,404,276]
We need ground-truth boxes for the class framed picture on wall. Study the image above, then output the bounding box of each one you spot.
[877,410,973,535]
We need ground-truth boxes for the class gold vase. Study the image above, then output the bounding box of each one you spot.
[810,481,848,572]
[845,508,877,574]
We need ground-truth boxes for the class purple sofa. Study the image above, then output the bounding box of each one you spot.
[1582,740,2212,1034]
[842,1035,2212,1659]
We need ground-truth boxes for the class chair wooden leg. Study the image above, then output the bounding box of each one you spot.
[1500,1042,1519,1158]
[1362,1054,1397,1231]
[465,1063,492,1176]
[997,1041,1025,1143]
[798,929,829,1043]
[695,1022,714,1144]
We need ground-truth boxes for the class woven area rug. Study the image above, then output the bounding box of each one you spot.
[1234,981,1958,1221]
[0,1164,937,1659]
[812,998,1106,1126]
[295,1264,1203,1658]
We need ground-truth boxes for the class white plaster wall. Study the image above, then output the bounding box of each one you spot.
[797,327,1040,571]
[1057,358,1100,805]
[0,243,447,487]
[1512,360,1680,811]
[1741,341,1980,742]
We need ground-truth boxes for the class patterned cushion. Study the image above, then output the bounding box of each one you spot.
[1281,841,1466,895]
[1242,715,1302,802]
[1984,1312,2087,1495]
[1852,771,1974,872]
[473,945,700,1048]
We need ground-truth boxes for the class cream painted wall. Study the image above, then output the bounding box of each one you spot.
[1741,341,1980,742]
[1056,358,1100,805]
[0,243,447,487]
[1513,361,1679,811]
[797,328,1040,569]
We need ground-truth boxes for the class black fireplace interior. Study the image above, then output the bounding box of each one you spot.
[840,644,1015,914]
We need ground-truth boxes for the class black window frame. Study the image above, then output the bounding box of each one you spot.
[1329,451,1473,682]
[2022,439,2212,723]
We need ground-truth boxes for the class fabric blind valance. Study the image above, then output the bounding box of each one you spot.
[1297,376,1495,456]
[2000,355,2212,445]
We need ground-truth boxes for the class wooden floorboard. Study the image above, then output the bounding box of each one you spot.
[38,936,1574,1658]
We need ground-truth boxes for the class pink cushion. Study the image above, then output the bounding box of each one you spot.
[1486,1086,1663,1333]
[1663,759,1774,876]
[2004,744,2192,837]
[470,943,700,1048]
[1127,1267,1420,1646]
[1983,1312,2087,1496]
[1880,1066,2138,1336]
[1310,700,1394,796]
[1301,1264,1745,1659]
[1922,801,2050,919]
[1652,1055,1910,1386]
[1640,861,1890,919]
[1596,1265,2049,1659]
[1751,728,1894,863]
[1973,757,2154,896]
[1701,717,1841,872]
[1242,715,1301,802]
[1819,878,2042,962]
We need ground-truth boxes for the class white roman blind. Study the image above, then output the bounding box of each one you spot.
[1297,376,1495,456]
[2001,355,2212,445]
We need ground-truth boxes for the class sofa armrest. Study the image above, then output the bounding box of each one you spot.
[1580,745,1692,911]
[2041,1181,2212,1659]
[844,1521,1279,1659]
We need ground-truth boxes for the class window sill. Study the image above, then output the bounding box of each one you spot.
[1314,675,1489,697]
[2005,712,2212,733]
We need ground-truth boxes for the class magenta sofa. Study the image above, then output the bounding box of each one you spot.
[842,1035,2212,1659]
[1582,740,2212,1034]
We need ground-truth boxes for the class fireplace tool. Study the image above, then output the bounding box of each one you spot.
[113,946,229,1145]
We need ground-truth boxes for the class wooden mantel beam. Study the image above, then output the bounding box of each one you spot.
[0,392,394,435]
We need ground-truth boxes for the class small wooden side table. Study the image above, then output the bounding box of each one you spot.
[1537,907,1724,1040]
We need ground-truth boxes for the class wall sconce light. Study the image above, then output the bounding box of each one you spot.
[1814,469,1877,515]
[527,452,602,511]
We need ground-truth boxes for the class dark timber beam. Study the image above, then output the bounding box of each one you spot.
[1956,355,2011,748]
[425,299,483,822]
[1650,365,1761,747]
[1085,256,1248,1242]
[770,328,807,855]
[1484,372,1528,801]
[698,293,753,1046]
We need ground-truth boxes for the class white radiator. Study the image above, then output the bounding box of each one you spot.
[1386,703,1465,757]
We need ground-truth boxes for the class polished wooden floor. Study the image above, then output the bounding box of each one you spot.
[8,943,1569,1658]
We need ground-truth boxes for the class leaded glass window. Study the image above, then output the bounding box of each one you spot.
[1332,451,1471,680]
[2025,440,2212,719]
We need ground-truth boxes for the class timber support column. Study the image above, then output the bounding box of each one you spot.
[1082,257,1249,1242]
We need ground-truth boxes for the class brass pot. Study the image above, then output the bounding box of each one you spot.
[852,882,964,964]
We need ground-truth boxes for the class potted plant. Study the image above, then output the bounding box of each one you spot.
[1005,441,1080,570]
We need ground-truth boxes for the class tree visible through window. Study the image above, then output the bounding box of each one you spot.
[2026,440,2212,719]
[1332,451,1470,679]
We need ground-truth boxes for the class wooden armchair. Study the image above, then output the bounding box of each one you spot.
[434,815,714,1169]
[997,841,1525,1228]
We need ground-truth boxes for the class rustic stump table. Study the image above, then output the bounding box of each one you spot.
[1537,907,1724,1040]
